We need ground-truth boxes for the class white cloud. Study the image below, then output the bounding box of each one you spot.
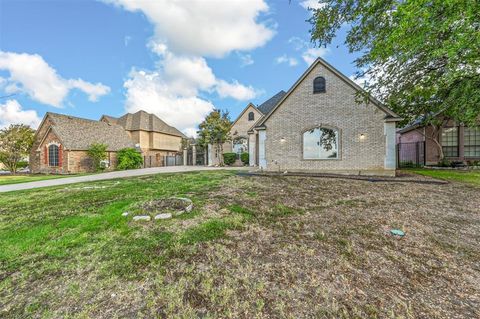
[104,0,268,135]
[68,79,110,102]
[238,53,254,67]
[300,0,326,10]
[287,37,329,65]
[104,0,275,57]
[0,51,110,107]
[216,80,257,100]
[275,55,298,66]
[124,35,132,46]
[302,47,330,65]
[0,99,41,129]
[123,70,214,137]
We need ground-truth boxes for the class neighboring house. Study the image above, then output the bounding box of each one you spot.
[101,110,187,167]
[246,57,402,176]
[212,91,286,166]
[30,110,186,174]
[398,120,480,165]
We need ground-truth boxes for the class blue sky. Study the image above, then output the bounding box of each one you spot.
[0,0,357,136]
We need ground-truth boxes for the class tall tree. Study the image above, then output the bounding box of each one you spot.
[308,0,480,158]
[197,110,232,165]
[0,124,35,174]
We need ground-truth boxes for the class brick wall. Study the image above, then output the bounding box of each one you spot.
[263,62,394,175]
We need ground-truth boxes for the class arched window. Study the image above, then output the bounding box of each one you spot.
[313,76,326,93]
[233,137,248,157]
[48,144,59,166]
[303,127,338,159]
[248,111,254,121]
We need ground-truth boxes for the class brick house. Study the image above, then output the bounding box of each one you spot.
[30,110,186,174]
[100,110,187,167]
[398,120,480,165]
[247,57,402,176]
[208,91,286,166]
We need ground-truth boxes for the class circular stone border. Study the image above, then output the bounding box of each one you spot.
[128,197,193,221]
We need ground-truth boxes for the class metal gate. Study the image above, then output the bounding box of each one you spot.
[164,154,183,166]
[397,142,425,168]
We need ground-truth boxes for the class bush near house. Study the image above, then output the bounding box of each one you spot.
[240,152,249,165]
[223,152,236,166]
[87,143,108,172]
[117,147,143,170]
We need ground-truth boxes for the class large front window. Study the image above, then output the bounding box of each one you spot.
[233,137,248,157]
[303,127,338,159]
[441,127,458,157]
[464,127,480,158]
[48,144,59,166]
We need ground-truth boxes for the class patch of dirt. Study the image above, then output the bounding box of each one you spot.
[140,198,189,214]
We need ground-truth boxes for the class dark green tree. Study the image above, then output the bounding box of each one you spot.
[308,0,480,158]
[197,110,232,165]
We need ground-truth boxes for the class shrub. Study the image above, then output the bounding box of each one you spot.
[87,143,108,172]
[240,152,249,165]
[17,161,29,169]
[438,158,451,167]
[223,152,236,166]
[117,148,143,170]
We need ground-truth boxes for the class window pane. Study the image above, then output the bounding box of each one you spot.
[442,127,458,157]
[303,127,338,159]
[48,145,59,166]
[313,77,326,93]
[464,127,480,158]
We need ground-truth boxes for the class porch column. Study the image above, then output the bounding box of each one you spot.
[258,129,267,169]
[207,144,213,166]
[183,149,187,166]
[248,133,256,166]
[192,144,197,166]
[384,122,397,170]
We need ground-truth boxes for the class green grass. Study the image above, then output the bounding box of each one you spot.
[409,168,480,186]
[1,170,479,318]
[0,174,72,186]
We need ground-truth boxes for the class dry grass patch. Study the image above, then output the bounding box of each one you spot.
[1,171,479,318]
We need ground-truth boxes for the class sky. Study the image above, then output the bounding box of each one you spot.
[0,0,359,137]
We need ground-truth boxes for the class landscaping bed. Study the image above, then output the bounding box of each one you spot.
[0,170,479,318]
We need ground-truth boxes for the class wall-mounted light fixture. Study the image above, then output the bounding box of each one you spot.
[359,134,365,140]
[280,137,286,143]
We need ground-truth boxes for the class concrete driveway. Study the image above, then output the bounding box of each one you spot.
[0,166,248,193]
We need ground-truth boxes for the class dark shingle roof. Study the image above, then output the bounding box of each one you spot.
[114,110,186,138]
[257,90,286,115]
[47,113,135,151]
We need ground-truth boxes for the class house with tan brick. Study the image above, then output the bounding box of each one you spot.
[247,57,402,176]
[209,91,286,166]
[30,110,186,174]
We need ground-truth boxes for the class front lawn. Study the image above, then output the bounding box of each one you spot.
[1,171,479,318]
[409,168,480,186]
[0,174,70,186]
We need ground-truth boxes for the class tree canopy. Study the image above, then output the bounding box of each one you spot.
[0,124,35,174]
[197,110,232,164]
[308,0,480,127]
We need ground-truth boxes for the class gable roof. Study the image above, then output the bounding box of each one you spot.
[231,102,262,128]
[257,90,286,115]
[112,110,187,138]
[255,58,402,128]
[42,112,135,151]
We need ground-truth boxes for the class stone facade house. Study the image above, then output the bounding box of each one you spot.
[30,111,186,174]
[247,57,402,176]
[398,120,480,165]
[100,110,186,167]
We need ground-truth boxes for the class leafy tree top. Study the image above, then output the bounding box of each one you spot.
[0,124,35,174]
[197,110,232,147]
[308,0,480,127]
